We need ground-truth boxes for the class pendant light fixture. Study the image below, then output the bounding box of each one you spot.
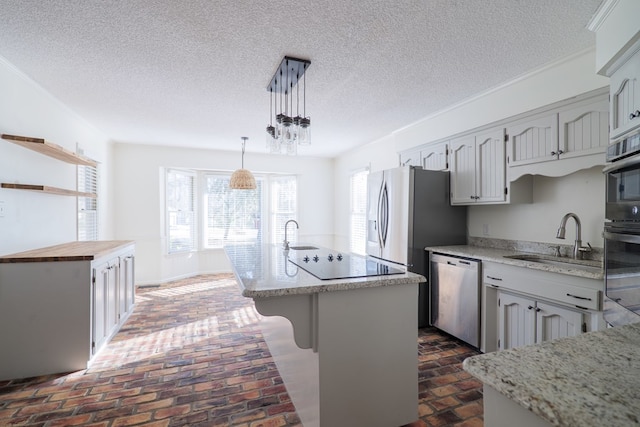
[266,56,311,155]
[229,137,256,190]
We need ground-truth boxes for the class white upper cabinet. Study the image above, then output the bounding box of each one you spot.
[609,52,640,140]
[507,92,609,180]
[450,128,508,205]
[450,135,476,204]
[475,128,506,203]
[506,113,558,167]
[398,148,422,167]
[558,97,609,159]
[422,141,448,171]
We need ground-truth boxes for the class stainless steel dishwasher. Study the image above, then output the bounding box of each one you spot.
[430,253,481,348]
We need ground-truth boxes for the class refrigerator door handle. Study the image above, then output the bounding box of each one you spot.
[379,181,389,248]
[376,180,384,249]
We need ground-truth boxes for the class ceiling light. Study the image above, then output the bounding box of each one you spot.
[266,56,311,155]
[229,137,256,190]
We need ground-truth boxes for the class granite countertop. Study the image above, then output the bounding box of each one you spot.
[225,244,425,298]
[463,322,640,426]
[0,240,135,263]
[426,244,603,280]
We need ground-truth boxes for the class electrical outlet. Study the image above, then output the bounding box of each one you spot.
[482,223,489,236]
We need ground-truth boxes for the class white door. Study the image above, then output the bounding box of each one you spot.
[422,141,448,171]
[450,136,476,205]
[507,113,558,166]
[498,291,535,350]
[92,263,108,355]
[535,301,584,344]
[558,97,609,160]
[610,52,640,139]
[475,128,506,203]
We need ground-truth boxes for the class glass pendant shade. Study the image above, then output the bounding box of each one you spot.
[298,118,311,145]
[229,137,256,190]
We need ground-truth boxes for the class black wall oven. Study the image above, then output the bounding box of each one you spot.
[604,131,640,325]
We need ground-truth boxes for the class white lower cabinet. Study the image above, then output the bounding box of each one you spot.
[482,261,604,353]
[0,241,135,380]
[498,290,585,350]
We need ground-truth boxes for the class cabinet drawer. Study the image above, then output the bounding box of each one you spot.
[484,262,602,311]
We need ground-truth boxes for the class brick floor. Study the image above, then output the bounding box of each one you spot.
[0,274,483,426]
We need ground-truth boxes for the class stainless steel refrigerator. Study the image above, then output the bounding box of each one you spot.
[366,166,467,327]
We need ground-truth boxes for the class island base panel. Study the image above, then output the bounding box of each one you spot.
[256,283,418,427]
[484,386,552,427]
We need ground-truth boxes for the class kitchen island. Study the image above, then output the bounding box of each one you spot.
[463,321,640,427]
[225,244,425,427]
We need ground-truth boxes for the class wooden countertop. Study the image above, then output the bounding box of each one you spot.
[0,241,135,263]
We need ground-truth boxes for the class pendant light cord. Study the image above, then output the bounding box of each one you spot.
[241,137,248,168]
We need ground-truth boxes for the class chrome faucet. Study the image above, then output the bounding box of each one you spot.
[556,213,582,259]
[283,219,299,250]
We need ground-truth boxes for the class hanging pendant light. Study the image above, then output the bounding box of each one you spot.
[230,137,256,190]
[266,56,310,155]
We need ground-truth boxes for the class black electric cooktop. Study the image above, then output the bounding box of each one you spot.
[288,249,405,280]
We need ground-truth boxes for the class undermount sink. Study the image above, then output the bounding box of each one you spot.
[503,254,602,273]
[289,245,319,250]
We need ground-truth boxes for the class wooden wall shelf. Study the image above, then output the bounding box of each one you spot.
[1,183,96,198]
[1,134,97,167]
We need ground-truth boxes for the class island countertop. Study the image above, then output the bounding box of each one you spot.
[463,322,640,427]
[225,244,425,298]
[0,240,135,263]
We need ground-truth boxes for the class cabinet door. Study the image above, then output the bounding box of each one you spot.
[106,260,119,331]
[507,113,558,167]
[558,97,609,160]
[399,149,421,167]
[535,301,584,344]
[450,136,476,204]
[475,128,506,203]
[498,291,535,350]
[92,262,109,355]
[122,254,135,313]
[422,142,448,171]
[610,52,640,140]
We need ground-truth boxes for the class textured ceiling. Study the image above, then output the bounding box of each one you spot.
[0,0,603,158]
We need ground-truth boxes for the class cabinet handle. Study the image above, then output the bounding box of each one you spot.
[486,275,502,281]
[557,149,564,155]
[629,110,640,120]
[566,293,591,301]
[535,307,542,312]
[551,151,556,156]
[527,305,534,310]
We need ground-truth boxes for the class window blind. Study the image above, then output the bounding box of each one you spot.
[166,169,196,253]
[271,175,297,245]
[204,174,263,248]
[350,169,369,255]
[77,165,98,241]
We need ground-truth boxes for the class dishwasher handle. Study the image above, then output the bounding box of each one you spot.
[431,253,480,270]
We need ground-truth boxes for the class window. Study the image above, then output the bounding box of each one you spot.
[166,169,196,253]
[271,176,297,246]
[203,174,263,248]
[77,165,98,241]
[165,170,296,252]
[350,169,369,255]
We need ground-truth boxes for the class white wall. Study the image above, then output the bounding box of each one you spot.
[0,56,113,256]
[113,143,334,284]
[334,49,609,250]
